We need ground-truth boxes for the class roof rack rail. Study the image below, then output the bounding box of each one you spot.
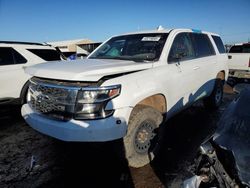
[0,41,45,46]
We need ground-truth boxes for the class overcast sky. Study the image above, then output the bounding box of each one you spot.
[0,0,249,44]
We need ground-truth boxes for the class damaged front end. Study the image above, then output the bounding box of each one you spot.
[184,87,250,188]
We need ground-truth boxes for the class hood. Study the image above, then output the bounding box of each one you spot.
[213,87,250,186]
[26,59,153,81]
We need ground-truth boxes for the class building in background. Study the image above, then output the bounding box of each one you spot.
[48,39,102,59]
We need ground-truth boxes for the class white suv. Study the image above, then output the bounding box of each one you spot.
[21,28,228,167]
[0,41,64,104]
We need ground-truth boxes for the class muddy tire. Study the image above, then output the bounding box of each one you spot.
[203,79,223,109]
[124,105,163,168]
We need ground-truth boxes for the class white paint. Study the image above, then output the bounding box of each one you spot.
[22,28,229,141]
[0,43,64,99]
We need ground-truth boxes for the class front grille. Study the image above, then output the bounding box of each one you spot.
[28,77,83,120]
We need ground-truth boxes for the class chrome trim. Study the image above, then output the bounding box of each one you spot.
[28,77,121,120]
[30,78,121,91]
[30,78,82,90]
[79,84,121,91]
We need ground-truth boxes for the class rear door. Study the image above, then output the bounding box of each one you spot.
[0,47,29,99]
[190,33,217,97]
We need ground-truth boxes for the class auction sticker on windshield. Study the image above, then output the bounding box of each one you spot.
[141,36,161,41]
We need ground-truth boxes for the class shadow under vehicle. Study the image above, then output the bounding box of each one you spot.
[184,87,250,188]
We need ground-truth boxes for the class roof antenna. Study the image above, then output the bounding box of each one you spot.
[157,25,164,31]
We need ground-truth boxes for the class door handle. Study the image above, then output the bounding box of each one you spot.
[228,55,232,59]
[22,66,28,69]
[175,62,182,72]
[193,66,200,70]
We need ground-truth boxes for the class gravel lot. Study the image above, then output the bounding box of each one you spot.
[0,83,243,188]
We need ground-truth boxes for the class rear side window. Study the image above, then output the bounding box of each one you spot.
[28,49,61,61]
[212,36,226,54]
[229,46,243,53]
[191,33,215,57]
[0,47,27,65]
[0,47,14,65]
[13,49,27,64]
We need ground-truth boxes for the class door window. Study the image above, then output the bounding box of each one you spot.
[191,33,215,57]
[212,35,226,54]
[168,33,195,63]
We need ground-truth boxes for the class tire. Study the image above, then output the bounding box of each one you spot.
[203,79,223,109]
[124,105,163,168]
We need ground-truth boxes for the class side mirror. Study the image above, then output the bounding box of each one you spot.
[170,50,187,63]
[174,51,187,60]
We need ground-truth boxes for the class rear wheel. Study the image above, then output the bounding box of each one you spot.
[124,105,163,168]
[203,79,223,109]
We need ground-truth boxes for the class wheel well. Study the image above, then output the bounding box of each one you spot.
[20,80,30,104]
[216,71,225,80]
[137,94,167,113]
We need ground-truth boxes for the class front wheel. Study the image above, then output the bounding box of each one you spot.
[203,79,223,109]
[124,105,163,168]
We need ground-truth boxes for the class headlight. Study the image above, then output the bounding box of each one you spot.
[75,85,121,119]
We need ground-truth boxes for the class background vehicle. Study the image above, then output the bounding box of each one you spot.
[228,43,250,79]
[184,86,250,188]
[0,41,65,105]
[22,28,228,167]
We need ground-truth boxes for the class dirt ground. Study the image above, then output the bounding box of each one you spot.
[0,83,245,188]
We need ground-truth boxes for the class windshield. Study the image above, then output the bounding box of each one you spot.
[89,33,168,62]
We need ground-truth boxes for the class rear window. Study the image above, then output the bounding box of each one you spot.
[229,45,243,53]
[191,33,215,57]
[243,44,250,53]
[212,36,226,54]
[28,49,61,61]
